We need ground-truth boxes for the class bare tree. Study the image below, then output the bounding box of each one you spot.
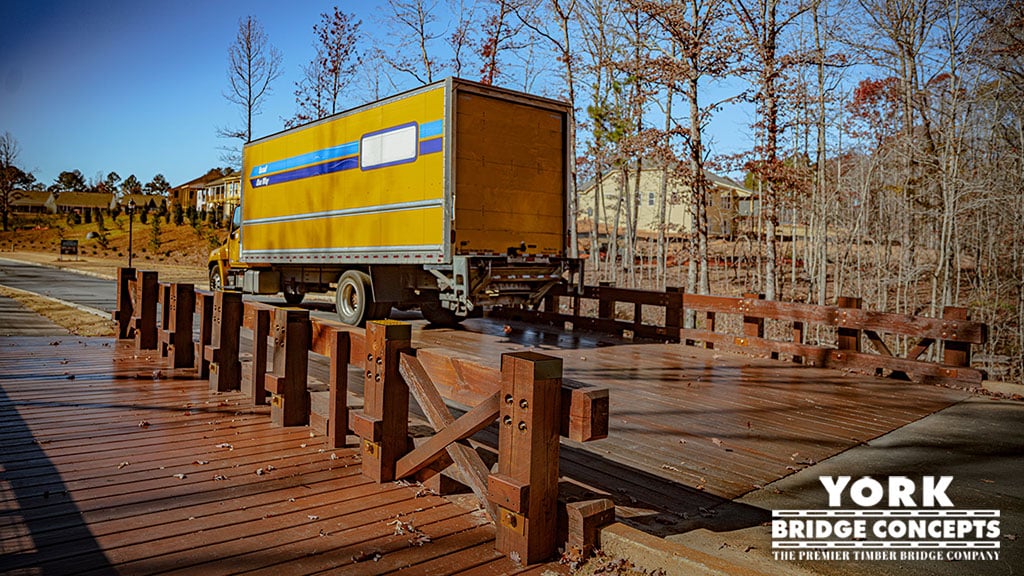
[632,0,738,298]
[0,131,26,232]
[381,0,443,84]
[290,7,361,126]
[479,0,527,84]
[221,16,283,154]
[730,0,813,300]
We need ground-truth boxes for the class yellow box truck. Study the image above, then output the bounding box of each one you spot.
[209,78,578,325]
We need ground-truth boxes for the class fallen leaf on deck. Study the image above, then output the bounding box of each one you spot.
[173,473,187,480]
[117,461,129,469]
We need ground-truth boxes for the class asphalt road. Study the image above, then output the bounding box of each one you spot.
[0,257,118,313]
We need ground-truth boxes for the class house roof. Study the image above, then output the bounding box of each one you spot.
[10,190,51,207]
[579,165,753,197]
[55,191,115,209]
[121,193,167,208]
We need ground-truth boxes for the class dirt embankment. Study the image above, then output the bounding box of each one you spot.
[1,215,215,335]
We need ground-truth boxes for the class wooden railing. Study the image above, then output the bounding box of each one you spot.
[113,268,613,564]
[494,283,988,387]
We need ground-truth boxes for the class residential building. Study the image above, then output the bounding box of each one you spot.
[196,172,241,220]
[577,165,757,241]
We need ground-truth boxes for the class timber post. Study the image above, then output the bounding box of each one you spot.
[159,283,194,369]
[242,302,273,405]
[132,270,158,350]
[837,296,863,353]
[205,290,243,392]
[329,330,351,449]
[114,267,136,339]
[489,351,562,564]
[265,308,311,427]
[942,306,972,368]
[741,292,764,340]
[158,282,172,357]
[194,290,214,379]
[354,320,411,483]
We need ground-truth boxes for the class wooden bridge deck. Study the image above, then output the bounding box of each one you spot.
[1,312,972,572]
[0,337,564,576]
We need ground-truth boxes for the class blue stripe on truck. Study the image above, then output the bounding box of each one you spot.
[250,156,359,188]
[249,119,444,189]
[250,141,359,177]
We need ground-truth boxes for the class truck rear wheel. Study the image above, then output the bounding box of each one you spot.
[282,286,305,305]
[421,301,464,327]
[336,271,387,325]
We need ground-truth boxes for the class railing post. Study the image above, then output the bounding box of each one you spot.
[158,282,172,357]
[489,351,562,564]
[133,271,158,350]
[665,287,684,343]
[242,302,272,406]
[792,321,805,364]
[597,281,614,320]
[265,308,310,427]
[194,290,215,379]
[114,267,136,339]
[942,306,971,367]
[329,330,351,449]
[159,283,194,369]
[205,290,243,392]
[837,296,863,353]
[354,321,411,483]
[742,292,765,339]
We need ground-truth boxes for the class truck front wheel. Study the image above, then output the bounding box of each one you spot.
[209,265,222,291]
[336,270,386,325]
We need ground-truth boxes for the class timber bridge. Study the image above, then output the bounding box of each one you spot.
[0,267,990,574]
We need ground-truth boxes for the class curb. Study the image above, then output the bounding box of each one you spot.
[982,379,1024,397]
[598,523,778,576]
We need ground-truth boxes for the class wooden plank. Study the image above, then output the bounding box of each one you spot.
[399,352,496,519]
[677,328,984,385]
[394,391,500,479]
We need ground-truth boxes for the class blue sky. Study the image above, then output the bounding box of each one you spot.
[1,1,759,189]
[0,0,385,188]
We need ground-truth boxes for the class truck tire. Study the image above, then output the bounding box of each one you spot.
[209,265,222,291]
[421,301,464,327]
[336,270,378,325]
[282,286,305,305]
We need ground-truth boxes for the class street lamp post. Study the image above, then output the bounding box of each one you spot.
[127,199,137,268]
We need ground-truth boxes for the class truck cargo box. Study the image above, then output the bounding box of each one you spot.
[240,78,571,265]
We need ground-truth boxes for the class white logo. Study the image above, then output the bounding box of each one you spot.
[772,476,1001,562]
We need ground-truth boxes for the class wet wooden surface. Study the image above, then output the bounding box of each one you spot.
[0,337,566,576]
[409,315,971,534]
